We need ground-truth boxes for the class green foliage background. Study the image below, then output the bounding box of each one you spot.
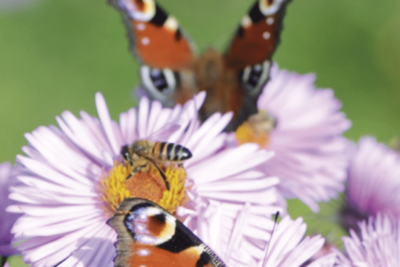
[1,0,400,265]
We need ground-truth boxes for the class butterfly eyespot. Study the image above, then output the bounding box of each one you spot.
[118,0,155,21]
[241,60,271,95]
[259,0,286,16]
[141,66,178,100]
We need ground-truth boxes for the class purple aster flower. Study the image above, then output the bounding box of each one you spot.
[0,162,19,257]
[9,92,282,266]
[233,64,351,212]
[340,137,400,232]
[336,214,400,266]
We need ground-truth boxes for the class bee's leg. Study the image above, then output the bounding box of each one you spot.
[126,163,151,180]
[147,160,170,190]
[158,169,170,191]
[125,173,133,180]
[141,163,150,172]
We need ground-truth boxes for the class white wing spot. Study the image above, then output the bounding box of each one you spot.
[137,23,146,31]
[241,15,252,27]
[164,17,178,31]
[142,37,150,45]
[266,17,274,25]
[137,249,150,256]
[263,32,271,40]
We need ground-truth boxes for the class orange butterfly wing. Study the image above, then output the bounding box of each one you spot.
[107,198,226,267]
[221,0,290,130]
[225,0,290,70]
[110,0,195,70]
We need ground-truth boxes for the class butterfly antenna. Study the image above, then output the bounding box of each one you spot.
[262,211,280,267]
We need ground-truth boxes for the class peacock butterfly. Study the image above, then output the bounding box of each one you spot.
[107,198,226,267]
[109,0,290,131]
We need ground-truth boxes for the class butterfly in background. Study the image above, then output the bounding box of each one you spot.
[108,198,226,267]
[109,0,290,131]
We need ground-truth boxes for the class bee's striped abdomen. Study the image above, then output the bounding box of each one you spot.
[152,142,192,162]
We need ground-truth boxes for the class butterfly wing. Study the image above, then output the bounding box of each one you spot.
[110,0,197,106]
[108,198,226,267]
[222,0,290,130]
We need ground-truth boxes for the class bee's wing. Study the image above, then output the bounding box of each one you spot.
[145,123,181,142]
[146,92,206,144]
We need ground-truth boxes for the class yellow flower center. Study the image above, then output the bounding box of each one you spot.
[235,109,276,148]
[99,162,187,217]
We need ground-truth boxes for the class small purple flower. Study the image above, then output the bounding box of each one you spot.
[0,162,19,257]
[336,214,400,266]
[340,137,400,231]
[234,64,351,212]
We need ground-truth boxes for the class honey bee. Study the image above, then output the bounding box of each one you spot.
[121,140,193,190]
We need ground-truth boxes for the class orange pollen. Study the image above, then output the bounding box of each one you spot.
[99,161,188,217]
[235,109,275,148]
[235,121,269,147]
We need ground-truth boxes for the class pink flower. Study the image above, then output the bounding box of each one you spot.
[233,65,351,212]
[9,92,282,266]
[0,162,19,256]
[336,214,400,266]
[340,137,400,232]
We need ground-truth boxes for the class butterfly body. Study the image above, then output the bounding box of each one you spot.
[110,0,290,130]
[108,198,226,267]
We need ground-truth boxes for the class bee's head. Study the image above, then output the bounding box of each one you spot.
[121,145,131,163]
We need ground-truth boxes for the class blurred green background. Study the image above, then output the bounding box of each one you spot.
[1,0,400,266]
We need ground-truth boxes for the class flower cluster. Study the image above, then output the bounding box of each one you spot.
[1,63,398,267]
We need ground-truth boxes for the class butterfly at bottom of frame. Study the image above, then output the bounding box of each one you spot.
[108,198,226,267]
